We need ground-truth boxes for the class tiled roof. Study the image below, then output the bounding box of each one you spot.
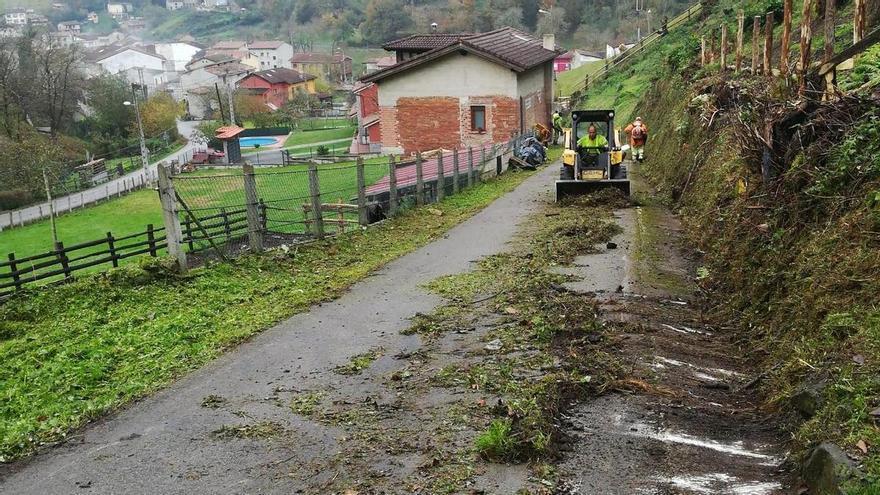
[290,52,350,63]
[363,27,560,83]
[382,33,467,51]
[211,40,246,50]
[247,67,315,85]
[215,125,245,139]
[248,40,286,49]
[205,62,253,76]
[84,43,165,63]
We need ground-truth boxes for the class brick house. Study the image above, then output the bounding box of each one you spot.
[237,68,316,109]
[357,27,559,155]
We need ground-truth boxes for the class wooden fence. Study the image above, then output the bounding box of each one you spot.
[1,137,524,297]
[1,224,167,295]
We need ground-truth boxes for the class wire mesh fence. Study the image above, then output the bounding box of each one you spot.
[168,136,524,258]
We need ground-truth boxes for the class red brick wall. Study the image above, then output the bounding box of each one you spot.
[396,97,461,153]
[379,95,522,153]
[521,89,546,133]
[359,84,379,118]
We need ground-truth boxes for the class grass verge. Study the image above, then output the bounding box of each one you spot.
[0,165,538,463]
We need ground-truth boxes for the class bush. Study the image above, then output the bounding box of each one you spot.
[315,145,330,156]
[0,190,34,211]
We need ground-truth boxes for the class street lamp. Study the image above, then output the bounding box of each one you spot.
[123,86,151,183]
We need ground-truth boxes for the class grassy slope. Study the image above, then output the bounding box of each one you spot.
[556,60,603,97]
[0,161,545,462]
[575,0,880,486]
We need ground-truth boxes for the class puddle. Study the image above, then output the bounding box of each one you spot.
[623,421,781,466]
[658,473,782,494]
[662,323,713,336]
[655,356,743,378]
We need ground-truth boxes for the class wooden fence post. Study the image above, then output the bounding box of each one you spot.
[388,155,398,216]
[54,241,71,279]
[307,164,324,239]
[452,148,460,194]
[157,163,187,272]
[479,146,487,182]
[720,24,728,69]
[753,16,762,72]
[824,0,836,63]
[764,11,774,76]
[242,163,264,252]
[8,253,21,290]
[780,0,793,76]
[701,35,707,65]
[709,29,717,63]
[436,154,445,202]
[467,147,474,187]
[415,152,425,206]
[106,232,118,268]
[736,11,745,72]
[799,0,814,96]
[356,157,367,226]
[146,224,157,257]
[854,0,866,45]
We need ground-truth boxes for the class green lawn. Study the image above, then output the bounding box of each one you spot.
[557,61,604,97]
[0,164,539,463]
[284,126,356,148]
[0,157,392,278]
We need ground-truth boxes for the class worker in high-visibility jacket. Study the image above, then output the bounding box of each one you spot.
[624,117,648,162]
[552,111,564,145]
[576,124,608,153]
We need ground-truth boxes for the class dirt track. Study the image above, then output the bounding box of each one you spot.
[0,159,789,494]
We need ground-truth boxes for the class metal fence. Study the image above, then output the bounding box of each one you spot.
[0,137,526,297]
[166,137,525,263]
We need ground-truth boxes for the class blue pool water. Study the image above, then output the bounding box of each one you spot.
[239,137,278,148]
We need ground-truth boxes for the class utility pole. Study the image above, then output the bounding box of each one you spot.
[222,72,236,125]
[129,85,151,183]
[42,167,58,244]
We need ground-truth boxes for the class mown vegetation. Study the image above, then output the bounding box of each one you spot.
[0,163,537,463]
[576,0,880,487]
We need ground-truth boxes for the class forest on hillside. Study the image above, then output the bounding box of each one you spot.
[137,0,692,50]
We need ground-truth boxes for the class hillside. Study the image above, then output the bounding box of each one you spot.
[576,0,880,489]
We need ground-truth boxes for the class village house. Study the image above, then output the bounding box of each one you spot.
[356,27,559,155]
[87,11,99,23]
[106,3,133,19]
[179,59,253,118]
[363,55,396,75]
[154,41,203,72]
[57,20,82,33]
[237,68,316,110]
[3,8,27,26]
[246,41,293,70]
[290,51,353,84]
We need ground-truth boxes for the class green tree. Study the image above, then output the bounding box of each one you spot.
[361,0,412,44]
[86,75,135,138]
[138,92,181,139]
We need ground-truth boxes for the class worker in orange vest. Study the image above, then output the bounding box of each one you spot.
[624,117,648,162]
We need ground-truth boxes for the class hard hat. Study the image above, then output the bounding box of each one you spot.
[635,117,642,121]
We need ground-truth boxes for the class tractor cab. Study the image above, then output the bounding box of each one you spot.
[556,109,631,200]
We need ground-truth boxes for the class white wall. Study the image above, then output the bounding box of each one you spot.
[99,50,165,74]
[377,52,517,106]
[516,65,545,98]
[155,42,201,72]
[248,43,293,70]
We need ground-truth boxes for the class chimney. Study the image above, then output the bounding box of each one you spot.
[543,34,555,51]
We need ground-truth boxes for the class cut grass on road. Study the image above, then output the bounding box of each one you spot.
[0,162,545,462]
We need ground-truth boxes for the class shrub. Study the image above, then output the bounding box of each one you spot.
[315,145,330,156]
[0,190,33,210]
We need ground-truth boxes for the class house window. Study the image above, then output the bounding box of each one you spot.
[471,106,486,132]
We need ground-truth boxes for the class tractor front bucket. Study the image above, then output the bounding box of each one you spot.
[555,179,631,202]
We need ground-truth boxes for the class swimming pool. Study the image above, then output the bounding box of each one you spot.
[239,137,279,148]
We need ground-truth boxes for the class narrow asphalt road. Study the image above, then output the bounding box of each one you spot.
[0,164,558,494]
[0,120,200,231]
